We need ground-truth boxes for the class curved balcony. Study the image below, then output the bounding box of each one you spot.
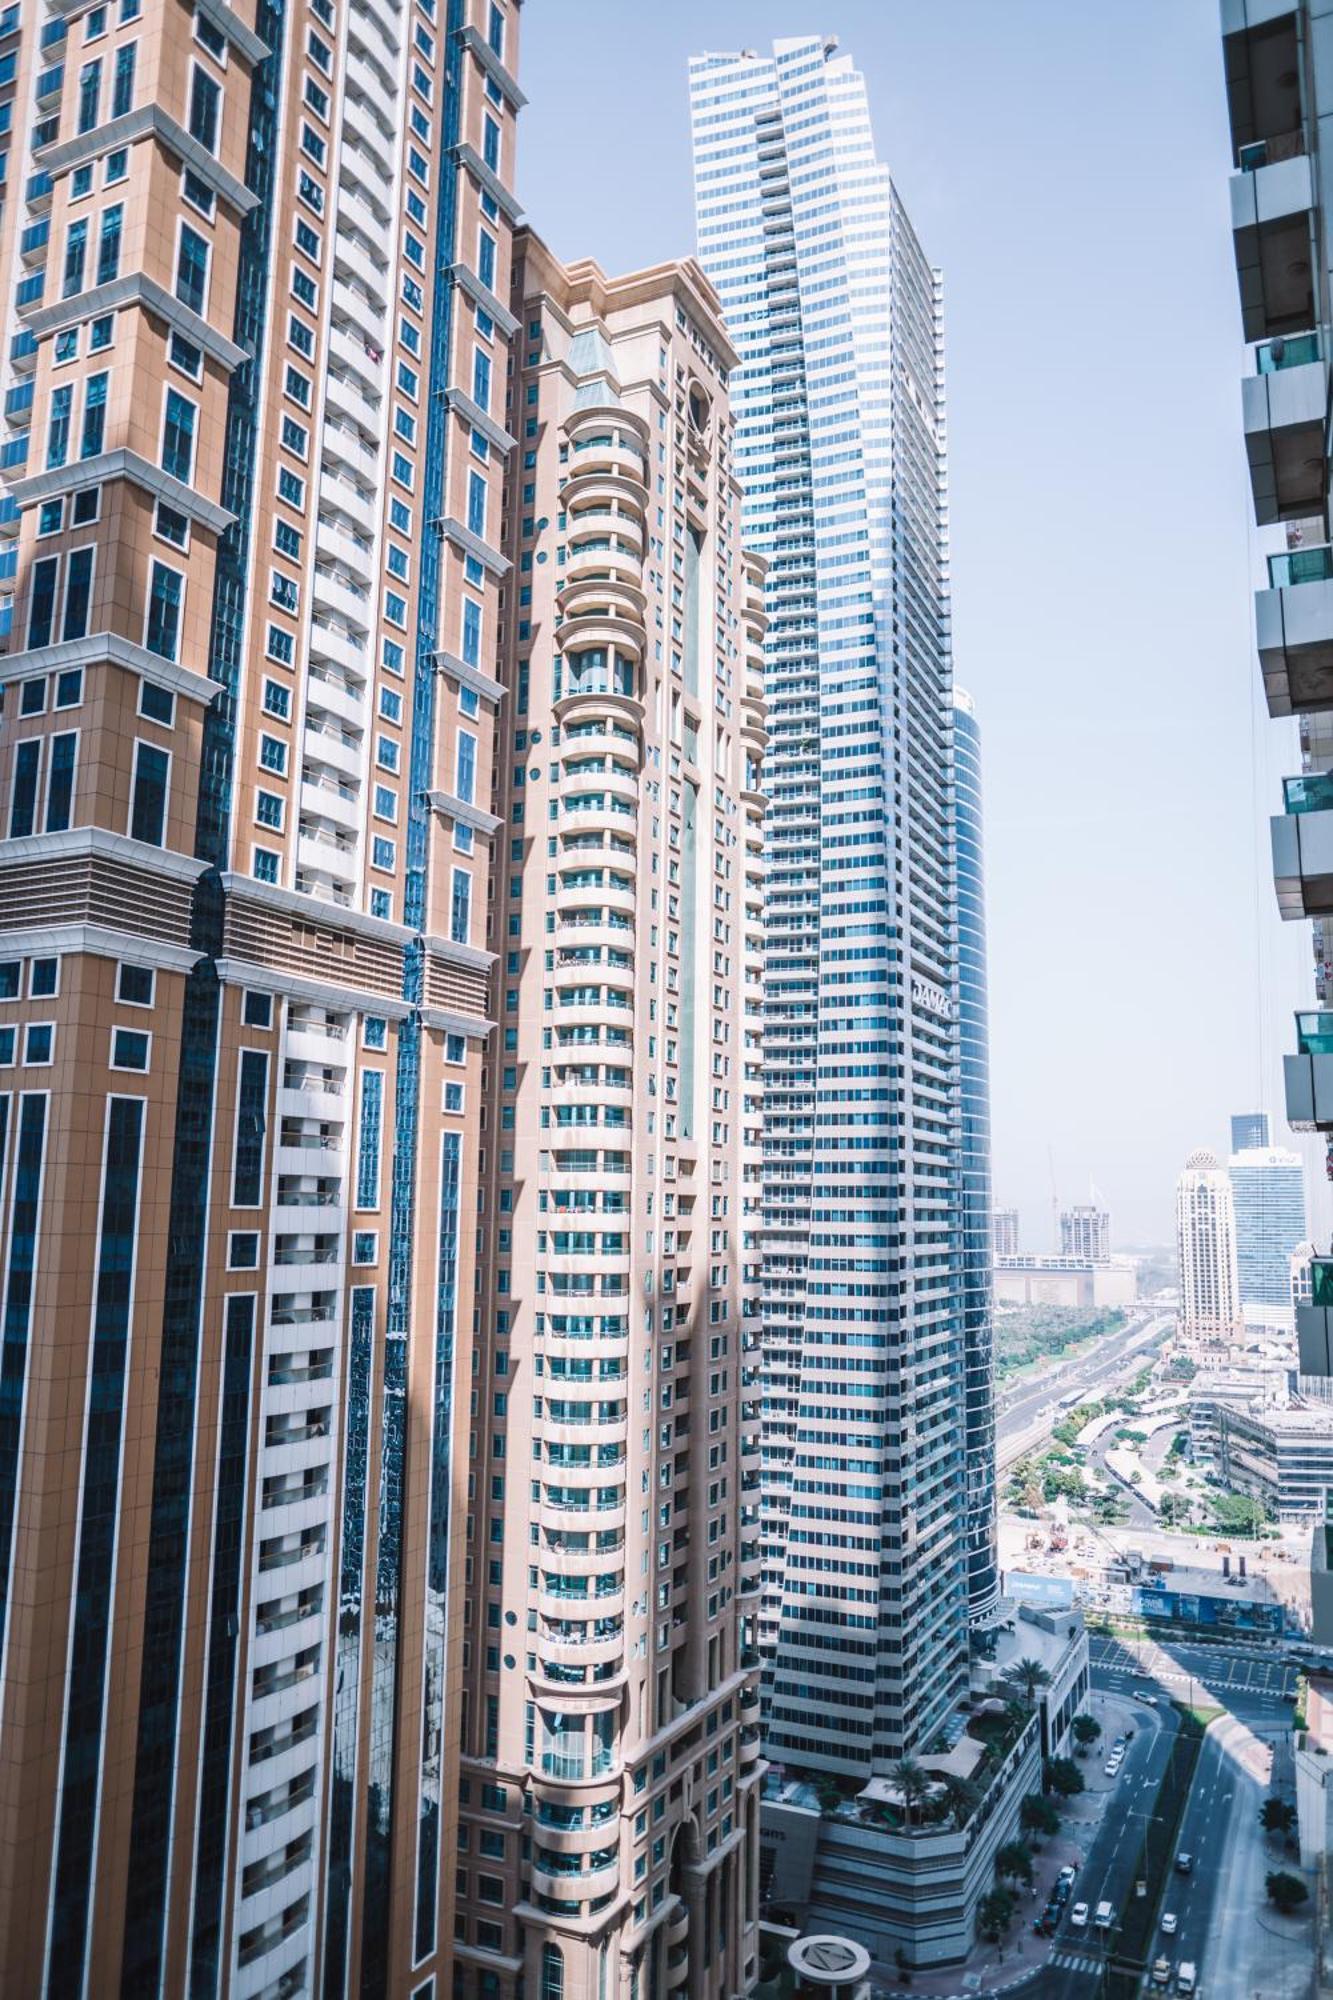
[538,1623,625,1672]
[665,1901,690,1951]
[553,685,645,733]
[547,1064,634,1104]
[558,571,647,630]
[559,615,647,669]
[556,883,637,925]
[541,1409,627,1451]
[563,539,645,593]
[539,1530,625,1571]
[740,1726,761,1766]
[567,507,644,555]
[666,1942,690,1990]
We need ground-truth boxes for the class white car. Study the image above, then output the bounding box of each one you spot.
[1094,1900,1114,1931]
[1069,1902,1089,1929]
[1161,1912,1178,1935]
[1104,1759,1121,1777]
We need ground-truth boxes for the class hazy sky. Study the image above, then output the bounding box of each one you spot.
[517,0,1325,1249]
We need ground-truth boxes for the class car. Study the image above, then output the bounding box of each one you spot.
[1094,1900,1114,1931]
[1069,1902,1089,1929]
[1058,1864,1078,1888]
[1104,1759,1121,1777]
[1177,1963,1197,1995]
[1175,1853,1193,1875]
[1161,1912,1178,1935]
[1150,1957,1172,1988]
[1112,1736,1126,1750]
[1053,1878,1071,1905]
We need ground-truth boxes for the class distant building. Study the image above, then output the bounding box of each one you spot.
[1293,1239,1317,1310]
[1176,1148,1243,1343]
[993,1256,1137,1309]
[1060,1204,1111,1263]
[1231,1111,1272,1152]
[993,1207,1021,1258]
[1229,1145,1307,1327]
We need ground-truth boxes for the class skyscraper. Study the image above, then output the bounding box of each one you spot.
[0,1,522,1992]
[992,1206,1021,1256]
[1232,1110,1271,1152]
[1060,1204,1111,1262]
[953,690,998,1625]
[1176,1149,1243,1344]
[451,235,767,2000]
[688,35,1036,1970]
[690,28,966,1780]
[1228,1143,1307,1324]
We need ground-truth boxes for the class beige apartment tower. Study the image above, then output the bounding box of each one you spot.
[0,0,522,1993]
[451,234,767,2000]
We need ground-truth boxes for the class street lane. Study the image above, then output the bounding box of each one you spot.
[998,1314,1173,1470]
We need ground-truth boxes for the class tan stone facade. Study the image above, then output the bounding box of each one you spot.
[452,234,766,2000]
[0,0,521,1993]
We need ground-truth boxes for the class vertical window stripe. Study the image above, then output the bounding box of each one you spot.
[48,1097,145,1988]
[323,1286,374,1998]
[355,1070,384,1211]
[0,1092,46,1678]
[231,1050,269,1206]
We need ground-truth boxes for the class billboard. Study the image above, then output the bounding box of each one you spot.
[1132,1583,1285,1634]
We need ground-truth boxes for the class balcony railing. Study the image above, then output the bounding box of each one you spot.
[1239,129,1306,170]
[1296,1012,1333,1055]
[1257,332,1321,374]
[1283,773,1333,815]
[1268,545,1333,589]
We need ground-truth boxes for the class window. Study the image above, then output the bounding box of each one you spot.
[54,329,79,366]
[8,741,38,837]
[111,41,135,117]
[45,733,75,831]
[20,680,46,717]
[461,598,482,669]
[47,382,72,465]
[28,557,58,647]
[263,679,290,720]
[278,466,304,509]
[287,315,314,359]
[541,1945,564,2000]
[62,546,94,641]
[96,202,121,284]
[0,1030,14,1066]
[352,1231,377,1264]
[478,228,496,292]
[356,1069,383,1209]
[252,847,278,883]
[274,519,302,560]
[242,989,272,1028]
[169,330,203,380]
[89,314,114,354]
[256,790,283,829]
[455,730,477,805]
[55,669,83,709]
[259,734,287,776]
[472,348,491,411]
[155,500,189,549]
[482,114,500,173]
[117,962,154,1005]
[80,371,107,458]
[25,1024,54,1066]
[161,389,196,480]
[77,58,101,133]
[232,1049,268,1205]
[145,561,182,660]
[139,680,174,726]
[130,741,169,844]
[111,1027,149,1070]
[371,835,394,870]
[467,469,486,539]
[73,489,100,526]
[29,958,58,998]
[189,66,220,150]
[194,11,227,60]
[228,1232,259,1270]
[182,166,213,217]
[176,225,209,313]
[105,146,127,183]
[376,735,399,773]
[450,867,471,945]
[373,784,396,822]
[38,500,64,538]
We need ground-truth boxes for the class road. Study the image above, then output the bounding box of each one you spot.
[998,1314,1173,1470]
[1023,1629,1302,2000]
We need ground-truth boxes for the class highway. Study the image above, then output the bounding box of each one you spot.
[997,1313,1174,1470]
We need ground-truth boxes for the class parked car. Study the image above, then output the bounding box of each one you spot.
[1104,1759,1121,1777]
[1150,1957,1172,1988]
[1069,1902,1089,1929]
[1053,1877,1071,1905]
[1175,1852,1193,1875]
[1057,1864,1078,1888]
[1161,1912,1178,1935]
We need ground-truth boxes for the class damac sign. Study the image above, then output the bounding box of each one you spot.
[911,974,955,1020]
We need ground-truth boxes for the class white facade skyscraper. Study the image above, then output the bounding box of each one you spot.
[1229,1143,1307,1325]
[690,31,967,1781]
[1176,1149,1243,1343]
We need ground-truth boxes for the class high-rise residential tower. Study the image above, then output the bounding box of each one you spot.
[0,1,522,1993]
[992,1206,1020,1257]
[688,37,1045,1972]
[1059,1203,1111,1263]
[1232,1110,1271,1152]
[451,234,767,2000]
[690,28,966,1784]
[1228,1143,1307,1323]
[1176,1149,1243,1343]
[953,690,998,1626]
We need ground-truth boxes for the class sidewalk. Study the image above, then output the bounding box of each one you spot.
[866,1690,1149,2000]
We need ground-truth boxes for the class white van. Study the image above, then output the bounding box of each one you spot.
[1094,1900,1114,1931]
[1177,1966,1196,1996]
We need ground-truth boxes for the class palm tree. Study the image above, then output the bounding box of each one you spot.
[937,1772,981,1831]
[1014,1656,1052,1704]
[892,1757,931,1830]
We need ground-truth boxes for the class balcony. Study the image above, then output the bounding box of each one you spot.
[1298,1257,1333,1375]
[1285,1009,1333,1132]
[1243,334,1328,523]
[1256,544,1333,714]
[1230,130,1315,341]
[1272,772,1333,914]
[1221,3,1301,170]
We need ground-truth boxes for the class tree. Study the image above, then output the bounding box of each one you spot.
[892,1757,931,1830]
[1261,1797,1298,1837]
[1266,1870,1310,1914]
[977,1887,1016,1945]
[1021,1790,1061,1838]
[1210,1491,1268,1538]
[937,1772,981,1831]
[1072,1713,1102,1753]
[1014,1656,1052,1704]
[996,1839,1034,1889]
[1044,1756,1085,1799]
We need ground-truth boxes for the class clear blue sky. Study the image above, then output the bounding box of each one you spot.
[517,0,1322,1248]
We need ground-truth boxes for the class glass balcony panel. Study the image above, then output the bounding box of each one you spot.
[1283,772,1333,814]
[1268,545,1333,588]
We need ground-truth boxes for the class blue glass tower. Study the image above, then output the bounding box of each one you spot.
[953,691,999,1626]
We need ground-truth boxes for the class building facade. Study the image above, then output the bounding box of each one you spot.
[953,690,998,1626]
[1228,1142,1307,1323]
[1231,1110,1271,1151]
[450,235,767,2000]
[0,0,522,1994]
[992,1206,1020,1257]
[1059,1203,1110,1263]
[1175,1148,1242,1343]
